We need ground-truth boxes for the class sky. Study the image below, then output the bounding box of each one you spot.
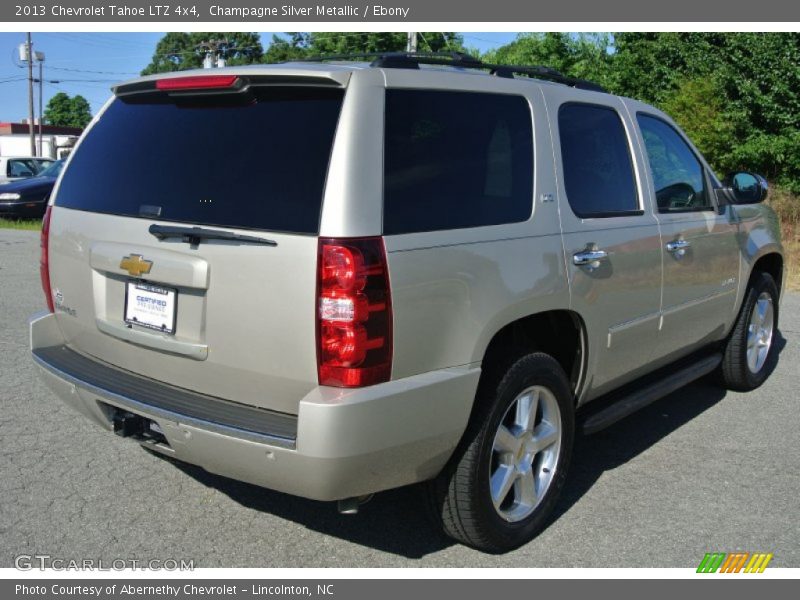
[0,32,518,122]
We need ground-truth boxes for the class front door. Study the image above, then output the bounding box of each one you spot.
[634,113,739,362]
[546,94,663,400]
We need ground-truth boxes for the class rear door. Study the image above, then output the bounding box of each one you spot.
[632,111,739,361]
[47,75,346,415]
[545,92,663,400]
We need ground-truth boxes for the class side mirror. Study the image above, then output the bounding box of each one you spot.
[723,171,768,204]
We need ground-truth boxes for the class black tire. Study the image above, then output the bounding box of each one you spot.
[720,272,779,391]
[426,352,574,553]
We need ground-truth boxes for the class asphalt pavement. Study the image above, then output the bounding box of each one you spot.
[1,228,798,567]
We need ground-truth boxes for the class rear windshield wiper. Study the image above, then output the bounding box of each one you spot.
[148,224,277,246]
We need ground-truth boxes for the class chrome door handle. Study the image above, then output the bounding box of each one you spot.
[666,239,691,253]
[573,249,608,266]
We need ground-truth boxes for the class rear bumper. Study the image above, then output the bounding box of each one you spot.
[30,312,480,501]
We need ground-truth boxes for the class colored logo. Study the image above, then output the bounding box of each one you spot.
[697,552,773,573]
[119,254,153,277]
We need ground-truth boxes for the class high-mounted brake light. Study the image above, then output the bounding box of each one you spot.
[40,206,54,313]
[317,237,392,387]
[155,75,239,91]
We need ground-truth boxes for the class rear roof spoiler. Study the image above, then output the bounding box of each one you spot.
[114,72,346,98]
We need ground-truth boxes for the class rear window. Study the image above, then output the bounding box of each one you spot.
[55,86,344,234]
[383,89,533,235]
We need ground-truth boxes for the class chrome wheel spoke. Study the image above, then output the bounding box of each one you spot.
[515,390,539,433]
[494,425,520,455]
[530,422,559,453]
[747,326,758,349]
[515,468,538,508]
[756,300,767,325]
[490,464,516,509]
[747,346,759,372]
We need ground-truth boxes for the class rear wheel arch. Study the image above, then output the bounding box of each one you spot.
[476,310,587,404]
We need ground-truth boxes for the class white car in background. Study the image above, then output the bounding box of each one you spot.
[0,156,55,184]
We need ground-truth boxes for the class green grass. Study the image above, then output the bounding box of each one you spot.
[0,218,42,231]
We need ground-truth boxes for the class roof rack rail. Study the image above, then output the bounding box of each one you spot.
[294,51,607,93]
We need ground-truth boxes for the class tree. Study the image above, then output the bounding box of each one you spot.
[262,33,313,63]
[141,32,263,75]
[263,32,465,63]
[659,76,737,175]
[43,92,92,128]
[610,33,723,104]
[612,33,800,191]
[483,33,613,88]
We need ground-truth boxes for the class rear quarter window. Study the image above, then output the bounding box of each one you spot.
[383,89,534,235]
[54,86,344,234]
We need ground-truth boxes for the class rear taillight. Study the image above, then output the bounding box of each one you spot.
[317,237,392,387]
[40,206,54,313]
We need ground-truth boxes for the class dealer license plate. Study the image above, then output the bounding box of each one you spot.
[124,282,177,334]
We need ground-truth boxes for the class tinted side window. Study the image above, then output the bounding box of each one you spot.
[637,114,710,212]
[558,104,639,218]
[384,90,533,234]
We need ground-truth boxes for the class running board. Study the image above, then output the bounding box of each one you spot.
[581,353,722,435]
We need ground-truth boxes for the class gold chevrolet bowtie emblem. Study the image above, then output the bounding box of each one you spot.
[119,254,153,277]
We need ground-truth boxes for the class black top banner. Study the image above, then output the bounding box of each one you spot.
[5,0,800,22]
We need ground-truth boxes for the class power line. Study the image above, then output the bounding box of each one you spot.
[47,65,139,76]
[462,34,513,45]
[32,54,150,65]
[417,32,434,52]
[40,32,152,52]
[48,32,155,48]
[35,78,114,84]
[12,54,137,75]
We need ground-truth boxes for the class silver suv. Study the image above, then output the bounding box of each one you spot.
[30,53,784,553]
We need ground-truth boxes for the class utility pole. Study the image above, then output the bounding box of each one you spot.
[26,33,35,156]
[198,39,230,69]
[406,32,418,53]
[35,51,45,157]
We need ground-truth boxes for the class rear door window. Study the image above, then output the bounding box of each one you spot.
[558,103,640,218]
[55,87,344,234]
[383,89,534,234]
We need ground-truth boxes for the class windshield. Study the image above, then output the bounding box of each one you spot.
[54,86,344,234]
[38,160,64,178]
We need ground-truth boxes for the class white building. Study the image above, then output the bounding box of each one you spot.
[0,121,82,159]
